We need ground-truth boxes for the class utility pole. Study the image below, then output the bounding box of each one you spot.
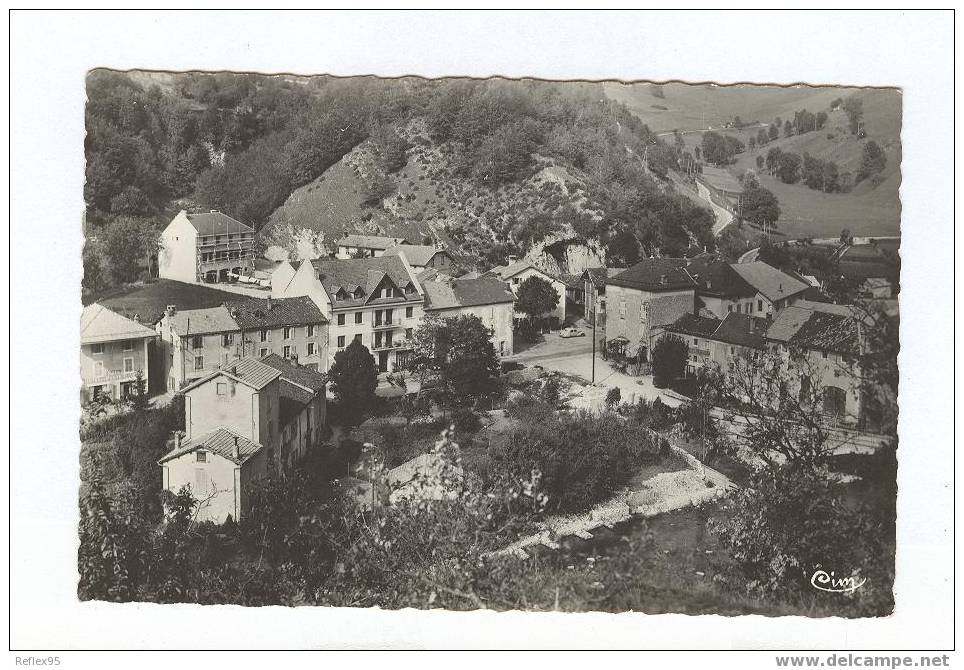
[591,314,597,384]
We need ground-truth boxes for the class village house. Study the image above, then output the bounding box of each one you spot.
[483,259,567,325]
[80,303,158,404]
[158,356,328,523]
[382,243,455,271]
[686,256,811,319]
[581,267,621,327]
[666,299,864,423]
[335,233,408,259]
[270,254,425,373]
[420,273,516,356]
[604,258,697,362]
[158,210,256,284]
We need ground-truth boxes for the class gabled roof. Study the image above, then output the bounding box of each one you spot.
[764,306,814,344]
[559,273,584,290]
[181,357,282,394]
[311,255,421,308]
[157,427,262,466]
[338,234,407,250]
[383,244,452,267]
[581,267,622,288]
[81,304,157,345]
[665,313,721,338]
[168,305,238,336]
[94,279,241,325]
[665,312,767,350]
[486,260,557,282]
[790,311,859,355]
[684,255,757,299]
[729,262,809,302]
[185,211,254,236]
[648,293,697,329]
[224,296,327,329]
[608,258,697,292]
[422,276,516,311]
[259,353,328,393]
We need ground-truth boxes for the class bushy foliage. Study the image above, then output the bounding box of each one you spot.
[328,340,378,425]
[515,275,560,321]
[409,314,501,407]
[493,411,662,513]
[711,464,892,612]
[651,334,689,388]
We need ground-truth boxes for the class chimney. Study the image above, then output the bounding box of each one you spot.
[166,304,176,317]
[233,436,240,459]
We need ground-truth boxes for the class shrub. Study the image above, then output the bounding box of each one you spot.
[494,411,662,513]
[451,407,482,434]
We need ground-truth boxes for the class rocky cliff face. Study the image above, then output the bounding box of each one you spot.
[526,234,607,276]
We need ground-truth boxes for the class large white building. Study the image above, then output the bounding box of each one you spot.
[158,210,256,284]
[420,273,516,357]
[271,254,425,373]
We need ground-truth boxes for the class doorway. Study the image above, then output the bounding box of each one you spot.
[378,351,389,373]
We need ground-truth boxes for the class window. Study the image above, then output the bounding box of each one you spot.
[375,332,383,348]
[405,328,413,340]
[355,312,362,324]
[259,348,268,357]
[512,277,520,286]
[216,383,227,396]
[123,340,134,351]
[284,345,291,358]
[693,338,699,346]
[619,297,626,318]
[354,288,365,299]
[283,327,292,340]
[123,357,134,373]
[194,356,204,370]
[499,341,505,355]
[93,360,104,378]
[354,334,362,343]
[757,300,763,312]
[730,347,735,355]
[307,342,316,356]
[406,306,413,318]
[260,329,268,342]
[735,304,741,314]
[337,314,345,326]
[822,351,828,359]
[222,334,233,347]
[192,336,203,349]
[307,324,315,337]
[91,343,104,355]
[337,336,345,348]
[196,451,207,463]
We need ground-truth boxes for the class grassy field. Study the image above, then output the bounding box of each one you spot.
[604,82,902,239]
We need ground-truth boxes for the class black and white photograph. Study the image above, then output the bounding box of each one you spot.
[8,9,956,659]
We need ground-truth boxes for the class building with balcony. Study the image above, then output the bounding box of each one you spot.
[335,233,408,259]
[158,210,256,284]
[270,254,425,373]
[80,303,158,404]
[420,274,516,356]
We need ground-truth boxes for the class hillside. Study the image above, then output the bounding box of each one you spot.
[605,82,902,239]
[262,120,612,275]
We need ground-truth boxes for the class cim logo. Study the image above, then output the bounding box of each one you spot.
[810,569,866,594]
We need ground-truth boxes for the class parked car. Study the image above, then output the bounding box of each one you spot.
[560,326,586,338]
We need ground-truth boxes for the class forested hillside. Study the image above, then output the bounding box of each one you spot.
[84,72,715,289]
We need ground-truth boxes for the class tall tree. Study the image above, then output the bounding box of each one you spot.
[98,217,160,286]
[651,334,688,388]
[328,340,378,425]
[741,183,781,232]
[409,314,500,407]
[842,95,864,135]
[515,275,560,325]
[857,141,887,182]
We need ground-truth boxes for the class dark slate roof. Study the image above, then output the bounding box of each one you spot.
[157,427,262,466]
[712,313,768,349]
[422,276,516,311]
[685,255,757,299]
[666,313,721,338]
[259,353,328,393]
[95,279,241,325]
[559,273,584,289]
[310,256,421,308]
[730,262,810,302]
[186,211,254,235]
[765,306,814,343]
[608,258,697,292]
[224,296,327,329]
[649,293,697,328]
[168,305,238,335]
[788,311,860,355]
[666,312,767,349]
